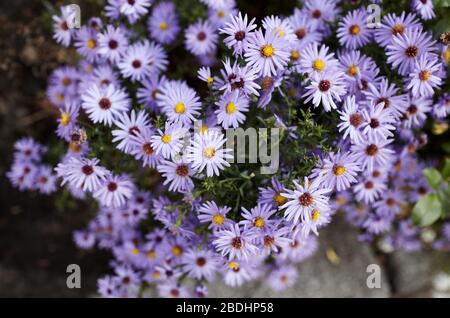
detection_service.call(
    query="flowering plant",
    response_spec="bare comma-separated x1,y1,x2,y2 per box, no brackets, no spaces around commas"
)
7,0,450,297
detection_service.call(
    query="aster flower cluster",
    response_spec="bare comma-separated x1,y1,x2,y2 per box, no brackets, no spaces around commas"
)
7,0,450,297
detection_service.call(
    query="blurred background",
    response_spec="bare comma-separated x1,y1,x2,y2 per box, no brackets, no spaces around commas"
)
1,0,450,297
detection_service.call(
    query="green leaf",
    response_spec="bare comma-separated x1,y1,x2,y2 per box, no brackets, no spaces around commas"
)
412,193,443,227
423,168,443,190
442,159,450,180
438,184,450,217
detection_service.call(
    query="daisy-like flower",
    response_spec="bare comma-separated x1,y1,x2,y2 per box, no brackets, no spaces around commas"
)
223,259,256,287
267,265,298,291
386,28,436,76
302,0,339,26
157,81,201,125
300,205,332,237
147,1,180,45
361,102,396,142
158,283,190,298
74,26,99,63
402,95,432,128
97,25,129,63
73,230,96,250
338,50,379,95
150,122,187,159
353,176,387,204
136,74,167,111
112,110,150,154
119,0,152,24
94,174,134,208
300,43,339,79
130,128,161,168
302,68,347,112
35,165,57,194
373,190,405,217
52,5,76,47
208,2,237,28
318,152,361,191
212,223,258,260
215,90,249,128
217,59,260,96
56,102,80,141
337,9,371,50
198,201,232,231
412,0,435,20
289,8,322,47
185,20,218,56
244,28,290,77
186,130,232,177
118,41,168,82
280,177,331,225
375,12,421,48
220,12,257,56
181,248,220,281
198,66,214,85
363,78,407,119
258,177,288,208
432,93,450,118
258,225,291,254
337,95,365,143
262,15,296,44
13,138,45,163
407,55,442,98
351,138,395,173
157,158,194,193
239,204,277,232
81,84,131,127
55,157,109,192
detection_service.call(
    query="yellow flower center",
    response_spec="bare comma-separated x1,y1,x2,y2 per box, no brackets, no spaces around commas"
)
153,270,161,279
274,193,287,206
349,25,360,35
312,59,325,71
254,217,265,229
161,134,171,144
287,87,297,97
56,94,65,102
226,102,236,114
311,209,321,221
175,102,186,114
348,64,358,77
207,76,214,84
419,70,431,81
131,247,140,256
392,23,405,35
203,147,216,159
275,27,285,37
228,261,240,271
60,113,71,126
69,143,81,153
159,22,168,30
218,11,225,18
147,250,156,260
333,164,346,176
172,245,183,257
87,39,97,49
261,44,274,58
200,124,208,134
444,47,450,64
290,50,300,61
212,213,225,225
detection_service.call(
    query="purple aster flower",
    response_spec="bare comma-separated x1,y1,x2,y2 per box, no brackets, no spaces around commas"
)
267,265,298,291
118,40,168,82
136,74,167,112
300,43,339,79
212,223,259,260
157,80,201,125
239,203,277,232
186,130,232,177
217,58,260,96
281,177,331,225
386,28,436,76
363,212,393,235
35,165,57,194
129,128,161,168
406,54,442,98
158,283,190,298
208,2,237,28
185,20,218,56
215,90,249,128
350,138,395,173
223,259,260,287
302,0,339,27
119,0,152,24
181,248,220,281
337,95,365,143
52,5,76,47
157,158,194,193
337,9,372,50
74,26,100,63
55,156,109,192
244,28,290,77
147,1,180,45
402,95,432,128
317,151,361,191
412,0,435,20
81,84,131,127
289,8,322,47
73,230,96,249
432,93,450,118
373,190,405,217
97,25,129,63
197,201,232,231
7,161,38,191
302,68,347,112
283,232,319,263
112,110,150,154
361,102,396,142
363,77,407,119
353,175,387,204
13,137,45,163
220,11,257,56
374,12,421,48
258,177,288,208
198,66,215,85
262,15,297,44
150,122,187,159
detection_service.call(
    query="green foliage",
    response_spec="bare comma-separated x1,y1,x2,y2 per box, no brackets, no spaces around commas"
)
412,193,443,227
